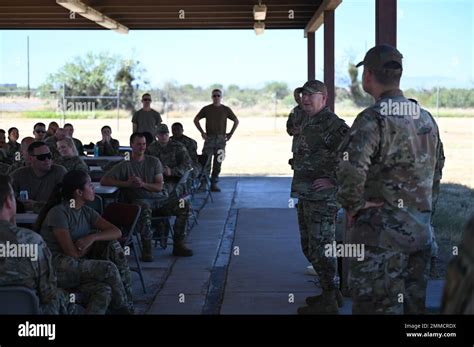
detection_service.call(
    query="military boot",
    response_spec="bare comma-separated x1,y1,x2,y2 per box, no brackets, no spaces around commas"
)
210,182,221,192
305,288,344,308
172,238,193,257
140,239,154,262
297,290,339,314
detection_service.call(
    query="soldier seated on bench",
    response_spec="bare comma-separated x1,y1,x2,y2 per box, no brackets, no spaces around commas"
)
101,132,193,262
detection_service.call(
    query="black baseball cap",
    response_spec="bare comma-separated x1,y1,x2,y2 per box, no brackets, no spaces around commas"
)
356,44,403,70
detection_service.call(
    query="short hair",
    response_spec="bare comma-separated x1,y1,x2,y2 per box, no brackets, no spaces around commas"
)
0,174,13,210
58,137,78,156
142,93,151,99
0,129,5,135
48,121,59,127
211,89,222,95
21,136,34,146
27,141,47,156
64,123,73,129
33,122,46,130
101,125,112,132
369,63,402,86
8,127,18,136
171,122,183,130
130,132,145,145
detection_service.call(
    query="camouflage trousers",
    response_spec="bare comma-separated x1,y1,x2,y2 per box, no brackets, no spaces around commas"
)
297,199,338,291
202,135,226,183
40,288,77,315
349,245,431,314
134,195,190,242
53,240,133,314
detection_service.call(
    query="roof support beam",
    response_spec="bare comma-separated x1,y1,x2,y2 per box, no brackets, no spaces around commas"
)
307,32,315,80
304,0,341,37
324,9,335,112
375,0,397,46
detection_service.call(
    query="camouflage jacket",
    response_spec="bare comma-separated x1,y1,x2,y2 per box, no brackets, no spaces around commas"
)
291,106,349,203
336,89,445,253
146,140,192,178
96,139,120,156
286,105,306,153
441,219,474,314
170,135,199,163
0,220,58,308
55,156,89,173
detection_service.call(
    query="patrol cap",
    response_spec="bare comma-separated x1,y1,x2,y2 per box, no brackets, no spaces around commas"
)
299,80,327,95
356,44,403,70
156,124,169,134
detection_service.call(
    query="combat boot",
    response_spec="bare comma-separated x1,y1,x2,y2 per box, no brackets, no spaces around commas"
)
210,183,221,192
140,239,154,262
172,238,193,257
305,288,344,308
297,290,339,314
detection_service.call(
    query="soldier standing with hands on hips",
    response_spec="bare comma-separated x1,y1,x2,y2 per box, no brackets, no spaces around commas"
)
193,89,239,192
291,80,349,315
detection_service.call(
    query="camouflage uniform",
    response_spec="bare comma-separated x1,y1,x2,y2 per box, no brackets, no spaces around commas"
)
286,105,306,154
171,134,202,180
52,240,133,314
292,105,349,293
0,220,75,314
336,90,444,314
202,135,226,183
55,156,89,174
44,136,60,160
96,139,120,156
6,142,20,164
144,139,192,243
441,216,474,314
146,139,192,195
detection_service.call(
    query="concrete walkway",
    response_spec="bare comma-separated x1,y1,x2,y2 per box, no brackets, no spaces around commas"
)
133,176,443,315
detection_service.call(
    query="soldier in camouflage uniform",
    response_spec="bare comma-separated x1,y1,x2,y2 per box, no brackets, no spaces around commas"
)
147,124,193,249
291,80,349,315
55,138,89,174
101,133,193,260
6,127,21,164
286,87,306,155
37,170,133,314
147,124,192,196
44,128,67,161
336,45,445,314
0,175,75,314
441,215,474,314
171,122,202,180
6,137,34,175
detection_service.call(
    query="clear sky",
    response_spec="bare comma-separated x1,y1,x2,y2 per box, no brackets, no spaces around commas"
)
0,0,472,91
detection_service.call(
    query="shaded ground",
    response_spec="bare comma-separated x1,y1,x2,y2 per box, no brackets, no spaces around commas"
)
130,176,447,315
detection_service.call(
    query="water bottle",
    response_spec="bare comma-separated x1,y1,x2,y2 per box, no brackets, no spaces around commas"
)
19,190,29,201
93,145,99,157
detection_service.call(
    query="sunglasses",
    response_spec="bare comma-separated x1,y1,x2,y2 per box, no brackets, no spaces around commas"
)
142,98,151,102
212,95,221,98
32,153,52,161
